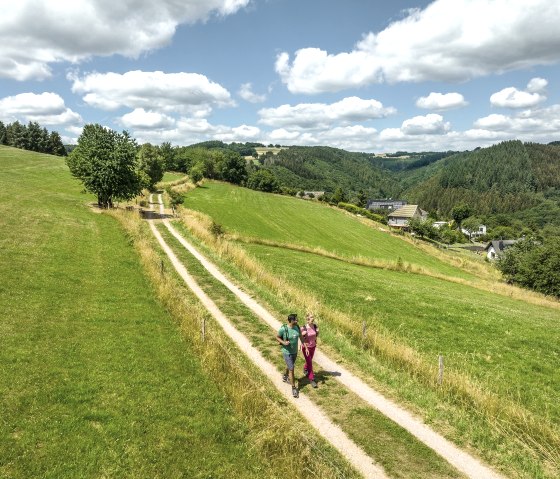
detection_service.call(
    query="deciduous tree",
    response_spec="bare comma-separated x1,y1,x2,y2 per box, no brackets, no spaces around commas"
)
66,124,141,208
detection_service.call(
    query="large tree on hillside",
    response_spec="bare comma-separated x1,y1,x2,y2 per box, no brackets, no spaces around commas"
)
66,124,141,208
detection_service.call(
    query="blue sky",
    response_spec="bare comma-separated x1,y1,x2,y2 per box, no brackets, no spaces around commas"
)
1,0,560,152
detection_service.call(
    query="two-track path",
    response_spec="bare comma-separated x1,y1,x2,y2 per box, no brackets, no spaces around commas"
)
147,194,505,479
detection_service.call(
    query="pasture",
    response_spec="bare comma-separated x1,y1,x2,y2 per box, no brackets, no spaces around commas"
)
0,147,272,478
185,182,480,280
182,180,560,478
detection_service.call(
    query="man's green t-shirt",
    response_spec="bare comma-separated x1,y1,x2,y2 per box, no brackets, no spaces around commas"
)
279,324,300,355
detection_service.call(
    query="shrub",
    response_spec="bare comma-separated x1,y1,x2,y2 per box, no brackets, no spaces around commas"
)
337,202,386,224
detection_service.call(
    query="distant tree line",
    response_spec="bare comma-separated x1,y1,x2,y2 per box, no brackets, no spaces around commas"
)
0,120,66,156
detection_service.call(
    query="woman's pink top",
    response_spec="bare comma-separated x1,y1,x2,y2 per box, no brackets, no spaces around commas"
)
302,324,318,348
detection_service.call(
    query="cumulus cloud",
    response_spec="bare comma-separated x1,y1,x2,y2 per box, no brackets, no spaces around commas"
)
238,83,266,103
276,0,560,93
474,105,560,134
527,77,548,93
0,92,82,126
132,118,261,145
0,0,250,81
416,92,467,110
402,114,450,135
258,96,395,129
71,70,233,116
490,87,546,108
120,108,175,130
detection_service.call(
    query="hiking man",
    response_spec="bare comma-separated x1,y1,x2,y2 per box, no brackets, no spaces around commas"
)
277,313,307,398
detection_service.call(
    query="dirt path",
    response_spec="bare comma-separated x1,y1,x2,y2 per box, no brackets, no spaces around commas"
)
149,194,505,479
147,195,388,479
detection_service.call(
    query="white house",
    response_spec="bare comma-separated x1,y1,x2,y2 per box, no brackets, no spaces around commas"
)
387,205,428,228
484,240,517,260
462,224,487,239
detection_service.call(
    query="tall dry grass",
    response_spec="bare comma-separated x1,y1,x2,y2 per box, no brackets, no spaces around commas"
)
107,208,358,479
177,207,560,474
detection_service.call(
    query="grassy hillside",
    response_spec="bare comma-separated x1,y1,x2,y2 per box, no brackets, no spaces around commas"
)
0,147,274,478
181,180,560,478
185,182,478,280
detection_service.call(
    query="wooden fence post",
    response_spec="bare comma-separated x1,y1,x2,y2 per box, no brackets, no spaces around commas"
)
202,316,206,342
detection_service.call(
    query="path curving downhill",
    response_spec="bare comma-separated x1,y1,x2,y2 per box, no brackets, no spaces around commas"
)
149,194,505,479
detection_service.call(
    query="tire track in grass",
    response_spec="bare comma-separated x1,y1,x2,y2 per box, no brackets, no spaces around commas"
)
152,194,505,479
147,194,388,479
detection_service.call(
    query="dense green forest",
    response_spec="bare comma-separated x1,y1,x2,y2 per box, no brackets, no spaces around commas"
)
261,146,397,197
404,141,560,228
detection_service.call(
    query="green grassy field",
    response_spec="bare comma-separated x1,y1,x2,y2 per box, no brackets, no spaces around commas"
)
185,182,478,280
242,243,560,419
181,180,560,478
0,147,273,478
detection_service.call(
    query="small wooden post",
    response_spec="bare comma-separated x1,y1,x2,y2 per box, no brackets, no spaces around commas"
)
362,321,367,350
202,316,206,342
438,355,444,385
160,259,164,275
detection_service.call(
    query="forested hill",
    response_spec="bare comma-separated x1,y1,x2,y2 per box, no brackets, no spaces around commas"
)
403,141,560,225
262,146,397,197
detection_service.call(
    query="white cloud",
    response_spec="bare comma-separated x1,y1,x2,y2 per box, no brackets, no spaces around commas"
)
0,92,82,126
402,114,450,135
258,96,395,129
238,83,266,103
131,118,261,145
215,124,261,142
120,108,175,130
527,77,548,93
474,114,511,130
475,105,560,134
490,87,546,108
0,0,250,81
416,92,467,110
276,0,560,93
269,129,301,141
71,70,233,115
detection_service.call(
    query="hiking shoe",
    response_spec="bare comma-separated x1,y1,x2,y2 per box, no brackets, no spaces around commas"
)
311,380,318,389
292,387,299,398
303,368,309,377
282,374,289,383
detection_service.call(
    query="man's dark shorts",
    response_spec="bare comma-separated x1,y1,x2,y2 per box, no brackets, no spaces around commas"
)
282,352,297,371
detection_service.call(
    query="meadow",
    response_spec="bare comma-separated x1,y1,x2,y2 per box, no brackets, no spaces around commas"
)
1,147,334,478
184,182,480,280
180,180,560,478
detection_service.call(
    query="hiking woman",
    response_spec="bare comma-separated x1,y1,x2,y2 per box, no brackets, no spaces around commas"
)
276,313,307,398
301,312,319,388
